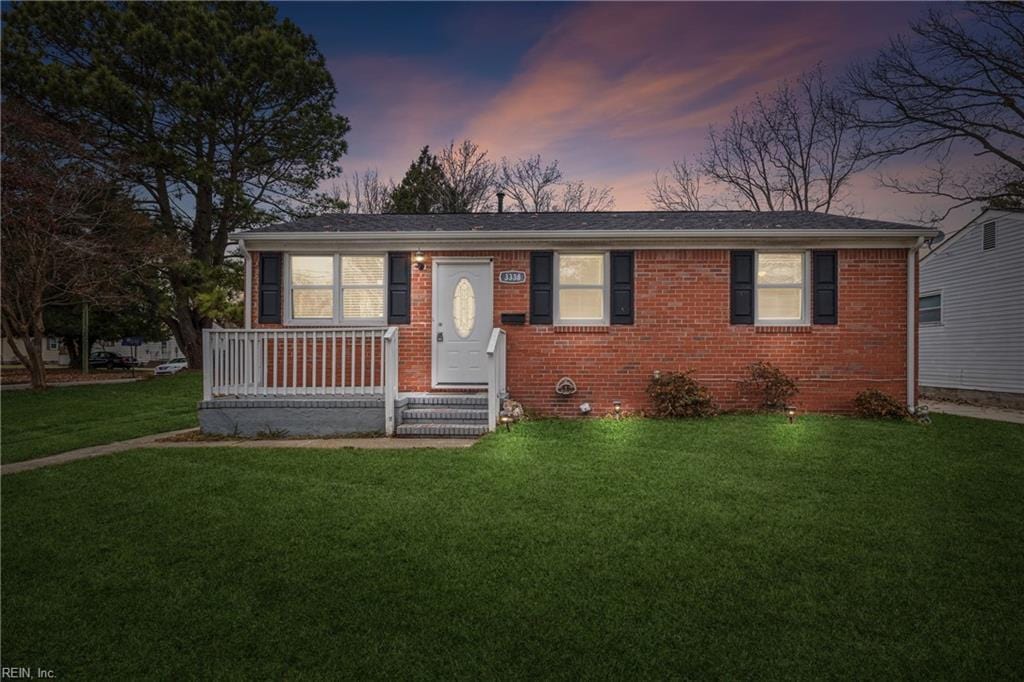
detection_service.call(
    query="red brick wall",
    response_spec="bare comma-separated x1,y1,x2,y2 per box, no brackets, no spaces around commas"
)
251,249,913,415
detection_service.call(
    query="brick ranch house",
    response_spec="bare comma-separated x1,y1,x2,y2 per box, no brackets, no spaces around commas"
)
199,210,938,437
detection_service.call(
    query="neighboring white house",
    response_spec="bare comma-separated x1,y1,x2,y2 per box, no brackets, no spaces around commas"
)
2,337,182,367
1,337,69,366
919,208,1024,406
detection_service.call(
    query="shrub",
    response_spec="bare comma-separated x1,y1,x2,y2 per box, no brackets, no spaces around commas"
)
646,371,718,418
745,361,799,410
854,389,909,419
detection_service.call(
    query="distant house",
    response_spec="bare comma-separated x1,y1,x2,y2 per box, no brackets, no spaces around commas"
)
919,208,1024,406
1,337,182,367
198,210,938,437
1,337,68,366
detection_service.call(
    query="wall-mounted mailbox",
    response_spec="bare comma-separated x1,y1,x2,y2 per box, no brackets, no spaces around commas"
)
500,313,526,325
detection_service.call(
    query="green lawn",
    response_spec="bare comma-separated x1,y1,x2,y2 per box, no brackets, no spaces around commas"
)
1,372,201,463
3,415,1023,678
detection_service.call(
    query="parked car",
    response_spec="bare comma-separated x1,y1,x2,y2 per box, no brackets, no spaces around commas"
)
89,351,137,370
154,357,188,375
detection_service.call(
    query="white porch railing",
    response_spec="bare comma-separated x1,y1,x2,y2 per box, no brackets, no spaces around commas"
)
485,328,508,432
203,327,399,418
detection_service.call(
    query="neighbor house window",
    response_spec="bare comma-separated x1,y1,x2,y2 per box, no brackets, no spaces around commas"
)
756,252,807,324
919,293,941,325
287,254,386,324
47,337,59,351
556,253,607,324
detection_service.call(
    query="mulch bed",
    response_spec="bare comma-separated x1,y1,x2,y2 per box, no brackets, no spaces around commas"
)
0,368,143,386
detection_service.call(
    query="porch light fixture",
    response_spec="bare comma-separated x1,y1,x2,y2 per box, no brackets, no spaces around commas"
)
786,406,797,424
414,250,426,270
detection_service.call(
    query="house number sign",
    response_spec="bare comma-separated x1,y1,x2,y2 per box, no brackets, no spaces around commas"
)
499,271,527,284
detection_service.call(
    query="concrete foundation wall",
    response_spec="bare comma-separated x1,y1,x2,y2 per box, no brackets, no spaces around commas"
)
921,386,1024,410
198,398,385,437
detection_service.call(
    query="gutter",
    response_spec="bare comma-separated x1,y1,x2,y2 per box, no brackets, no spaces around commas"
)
907,237,925,411
232,227,940,242
238,238,251,330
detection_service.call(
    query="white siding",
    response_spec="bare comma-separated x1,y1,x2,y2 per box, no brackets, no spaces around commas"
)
919,211,1024,394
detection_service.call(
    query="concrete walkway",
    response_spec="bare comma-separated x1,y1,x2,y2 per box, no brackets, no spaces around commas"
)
923,400,1024,425
1,429,476,475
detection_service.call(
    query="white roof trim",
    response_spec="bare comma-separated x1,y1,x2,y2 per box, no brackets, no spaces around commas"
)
234,227,938,243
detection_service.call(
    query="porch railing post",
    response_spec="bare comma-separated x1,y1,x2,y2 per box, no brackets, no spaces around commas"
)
486,328,506,432
202,328,212,401
383,327,399,436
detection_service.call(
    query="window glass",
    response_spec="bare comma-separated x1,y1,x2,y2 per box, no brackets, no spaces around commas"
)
559,255,604,286
292,289,333,318
342,256,384,286
291,256,333,285
342,289,384,319
757,253,803,284
559,289,604,320
758,289,803,320
452,278,476,337
919,294,941,324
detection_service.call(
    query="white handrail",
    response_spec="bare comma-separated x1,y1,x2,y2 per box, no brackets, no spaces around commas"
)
204,327,395,399
485,328,507,432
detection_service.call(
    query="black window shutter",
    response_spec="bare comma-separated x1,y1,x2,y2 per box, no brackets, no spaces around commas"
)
813,250,838,325
387,252,411,324
730,251,755,325
610,251,634,325
258,252,282,324
530,251,553,325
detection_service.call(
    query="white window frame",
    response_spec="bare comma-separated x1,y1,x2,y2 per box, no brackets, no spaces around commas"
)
554,252,610,326
755,250,810,326
919,291,942,326
284,253,387,326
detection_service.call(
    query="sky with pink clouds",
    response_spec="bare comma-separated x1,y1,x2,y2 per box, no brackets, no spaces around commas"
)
275,1,977,228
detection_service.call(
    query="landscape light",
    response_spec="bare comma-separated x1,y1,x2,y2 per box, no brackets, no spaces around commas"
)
499,413,512,431
613,400,622,418
414,250,426,270
786,406,796,424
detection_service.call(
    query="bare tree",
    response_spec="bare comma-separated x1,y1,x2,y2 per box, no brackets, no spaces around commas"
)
702,66,871,213
498,155,614,211
437,139,498,212
558,181,615,211
498,155,563,211
648,159,706,210
847,3,1024,220
1,103,167,388
332,169,393,214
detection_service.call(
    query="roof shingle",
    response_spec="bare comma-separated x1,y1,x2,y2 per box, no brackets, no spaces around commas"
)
243,210,925,234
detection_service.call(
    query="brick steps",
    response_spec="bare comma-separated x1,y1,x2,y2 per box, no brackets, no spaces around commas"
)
396,394,490,438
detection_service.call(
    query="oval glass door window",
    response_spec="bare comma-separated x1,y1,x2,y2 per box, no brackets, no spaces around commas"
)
452,277,476,338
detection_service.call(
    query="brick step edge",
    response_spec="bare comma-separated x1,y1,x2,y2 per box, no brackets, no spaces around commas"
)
401,408,488,422
395,423,488,437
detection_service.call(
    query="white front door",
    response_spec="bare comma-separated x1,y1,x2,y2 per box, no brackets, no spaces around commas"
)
433,260,493,385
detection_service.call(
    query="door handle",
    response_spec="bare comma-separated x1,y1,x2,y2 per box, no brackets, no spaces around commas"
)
436,332,444,342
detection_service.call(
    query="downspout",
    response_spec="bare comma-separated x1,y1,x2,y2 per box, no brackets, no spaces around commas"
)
240,238,252,330
906,238,924,411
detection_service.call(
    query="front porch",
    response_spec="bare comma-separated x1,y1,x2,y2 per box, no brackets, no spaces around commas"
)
199,327,506,437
